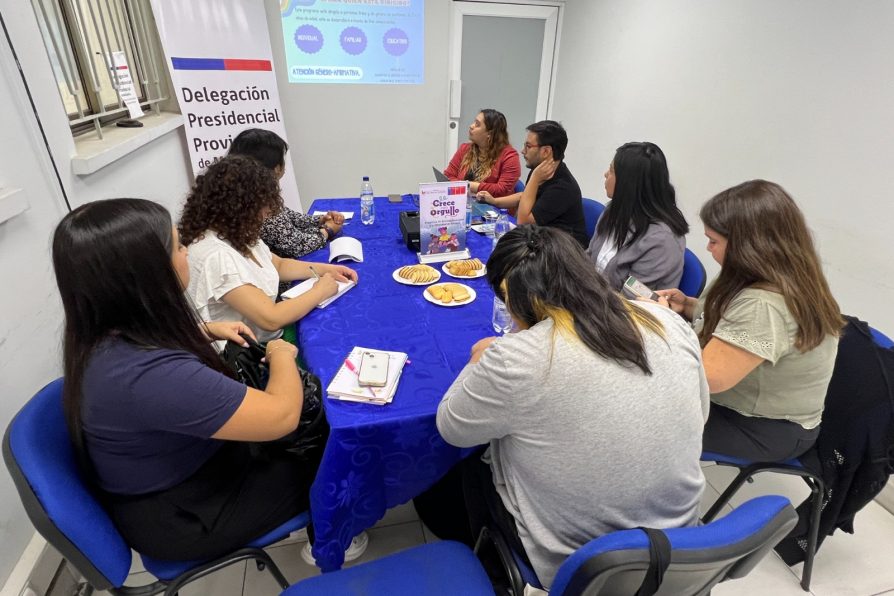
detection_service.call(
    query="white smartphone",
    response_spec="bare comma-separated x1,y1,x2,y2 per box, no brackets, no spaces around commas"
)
623,276,661,301
357,351,389,387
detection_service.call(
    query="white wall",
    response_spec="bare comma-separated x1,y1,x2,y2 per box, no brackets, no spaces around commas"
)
0,1,195,586
264,1,450,206
0,22,69,587
553,0,894,333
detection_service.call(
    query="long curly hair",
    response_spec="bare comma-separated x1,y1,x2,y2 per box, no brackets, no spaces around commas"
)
179,155,283,254
460,108,511,181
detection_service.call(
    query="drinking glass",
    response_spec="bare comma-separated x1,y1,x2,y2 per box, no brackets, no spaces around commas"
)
482,210,497,237
492,297,512,334
494,213,511,245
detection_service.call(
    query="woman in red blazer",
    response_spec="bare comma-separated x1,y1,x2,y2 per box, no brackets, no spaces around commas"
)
444,108,521,197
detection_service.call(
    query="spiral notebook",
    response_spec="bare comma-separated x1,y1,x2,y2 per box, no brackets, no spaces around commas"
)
326,347,408,405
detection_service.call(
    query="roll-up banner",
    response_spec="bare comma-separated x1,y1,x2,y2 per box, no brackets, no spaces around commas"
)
149,0,301,209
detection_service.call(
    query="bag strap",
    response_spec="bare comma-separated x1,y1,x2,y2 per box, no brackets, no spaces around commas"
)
634,527,671,596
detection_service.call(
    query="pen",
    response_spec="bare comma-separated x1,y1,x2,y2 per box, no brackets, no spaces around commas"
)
308,265,320,280
343,357,377,398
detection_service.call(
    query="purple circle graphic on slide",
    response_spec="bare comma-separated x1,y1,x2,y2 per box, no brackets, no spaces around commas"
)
340,27,367,55
294,24,323,54
383,28,409,56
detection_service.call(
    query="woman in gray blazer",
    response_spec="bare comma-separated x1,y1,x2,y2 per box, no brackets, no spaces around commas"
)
586,142,689,291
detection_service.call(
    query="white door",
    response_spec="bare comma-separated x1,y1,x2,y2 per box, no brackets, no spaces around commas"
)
446,2,561,171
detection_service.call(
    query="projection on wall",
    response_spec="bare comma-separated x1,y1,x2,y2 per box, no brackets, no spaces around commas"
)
281,0,424,85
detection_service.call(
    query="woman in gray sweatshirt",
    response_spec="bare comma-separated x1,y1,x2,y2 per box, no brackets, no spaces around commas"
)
437,225,709,589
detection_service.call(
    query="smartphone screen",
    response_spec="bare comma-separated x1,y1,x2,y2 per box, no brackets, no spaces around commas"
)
623,276,660,301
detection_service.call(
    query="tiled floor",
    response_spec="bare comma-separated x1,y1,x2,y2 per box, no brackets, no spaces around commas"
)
104,466,894,595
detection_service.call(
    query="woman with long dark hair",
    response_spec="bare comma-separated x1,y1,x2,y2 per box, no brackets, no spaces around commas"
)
445,108,521,199
180,155,357,344
229,128,345,259
53,198,316,561
587,142,689,291
658,180,843,462
436,225,709,589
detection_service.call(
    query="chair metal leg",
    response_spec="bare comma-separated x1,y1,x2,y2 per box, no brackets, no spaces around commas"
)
702,467,758,523
799,477,825,591
701,460,826,592
160,549,290,596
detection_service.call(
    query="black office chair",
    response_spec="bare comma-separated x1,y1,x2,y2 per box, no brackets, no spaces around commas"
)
3,378,309,596
478,495,797,595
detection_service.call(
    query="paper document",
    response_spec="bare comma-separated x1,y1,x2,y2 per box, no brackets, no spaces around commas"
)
281,277,355,308
312,211,354,220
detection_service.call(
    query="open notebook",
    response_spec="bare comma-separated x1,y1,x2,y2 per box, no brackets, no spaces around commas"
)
326,347,408,405
281,277,355,308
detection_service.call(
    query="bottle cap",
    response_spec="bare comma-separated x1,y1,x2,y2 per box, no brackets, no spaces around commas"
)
362,176,370,181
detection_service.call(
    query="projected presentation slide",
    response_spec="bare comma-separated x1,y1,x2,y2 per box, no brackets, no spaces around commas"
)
281,0,424,85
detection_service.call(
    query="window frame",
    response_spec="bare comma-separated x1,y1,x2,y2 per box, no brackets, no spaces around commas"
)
32,0,170,138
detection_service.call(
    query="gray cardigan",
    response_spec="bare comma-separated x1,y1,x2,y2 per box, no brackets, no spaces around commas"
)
587,220,685,291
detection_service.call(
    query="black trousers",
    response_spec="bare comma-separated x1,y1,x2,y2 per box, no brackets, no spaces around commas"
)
105,441,320,561
414,447,532,569
703,403,819,462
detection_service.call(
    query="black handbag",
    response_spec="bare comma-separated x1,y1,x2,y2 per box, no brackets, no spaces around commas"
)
221,335,328,460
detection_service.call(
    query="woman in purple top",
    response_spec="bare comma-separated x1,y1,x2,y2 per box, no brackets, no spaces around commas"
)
52,198,317,561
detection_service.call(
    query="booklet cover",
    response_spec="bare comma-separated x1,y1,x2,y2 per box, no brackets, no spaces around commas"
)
328,236,364,263
417,181,471,264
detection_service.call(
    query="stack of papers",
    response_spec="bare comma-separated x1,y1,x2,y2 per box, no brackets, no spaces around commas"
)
326,347,408,405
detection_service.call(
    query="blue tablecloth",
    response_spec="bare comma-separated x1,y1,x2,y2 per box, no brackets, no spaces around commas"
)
298,196,496,571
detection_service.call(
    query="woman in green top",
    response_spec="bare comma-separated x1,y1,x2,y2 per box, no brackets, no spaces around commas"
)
658,180,844,461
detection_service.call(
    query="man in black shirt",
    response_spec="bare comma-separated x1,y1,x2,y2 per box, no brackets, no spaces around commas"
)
516,120,588,247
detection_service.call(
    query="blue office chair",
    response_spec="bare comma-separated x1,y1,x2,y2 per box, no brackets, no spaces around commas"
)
679,248,707,298
548,496,796,595
280,541,494,595
700,325,893,592
514,179,525,193
582,198,606,240
700,453,821,592
3,378,309,596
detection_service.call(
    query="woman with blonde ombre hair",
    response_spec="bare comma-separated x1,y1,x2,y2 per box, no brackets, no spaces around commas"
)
444,108,521,197
436,225,709,589
658,179,844,462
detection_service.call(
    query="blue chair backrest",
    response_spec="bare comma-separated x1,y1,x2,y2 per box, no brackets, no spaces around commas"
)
514,179,525,193
582,198,605,240
871,327,893,349
679,248,707,298
549,495,796,596
2,379,131,591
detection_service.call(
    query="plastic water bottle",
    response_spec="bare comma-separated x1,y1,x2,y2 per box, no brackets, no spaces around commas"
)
465,192,473,231
360,176,375,225
492,296,512,334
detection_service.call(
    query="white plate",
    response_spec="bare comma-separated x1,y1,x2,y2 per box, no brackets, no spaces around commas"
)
441,262,487,279
423,283,477,307
392,266,441,286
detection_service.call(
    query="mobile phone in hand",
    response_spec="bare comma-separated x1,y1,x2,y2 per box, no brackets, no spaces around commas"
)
623,276,661,301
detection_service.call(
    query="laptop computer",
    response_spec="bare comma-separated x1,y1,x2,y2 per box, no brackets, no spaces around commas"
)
432,166,449,182
430,166,494,217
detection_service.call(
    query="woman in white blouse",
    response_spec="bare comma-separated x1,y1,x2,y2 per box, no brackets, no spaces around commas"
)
179,155,357,342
